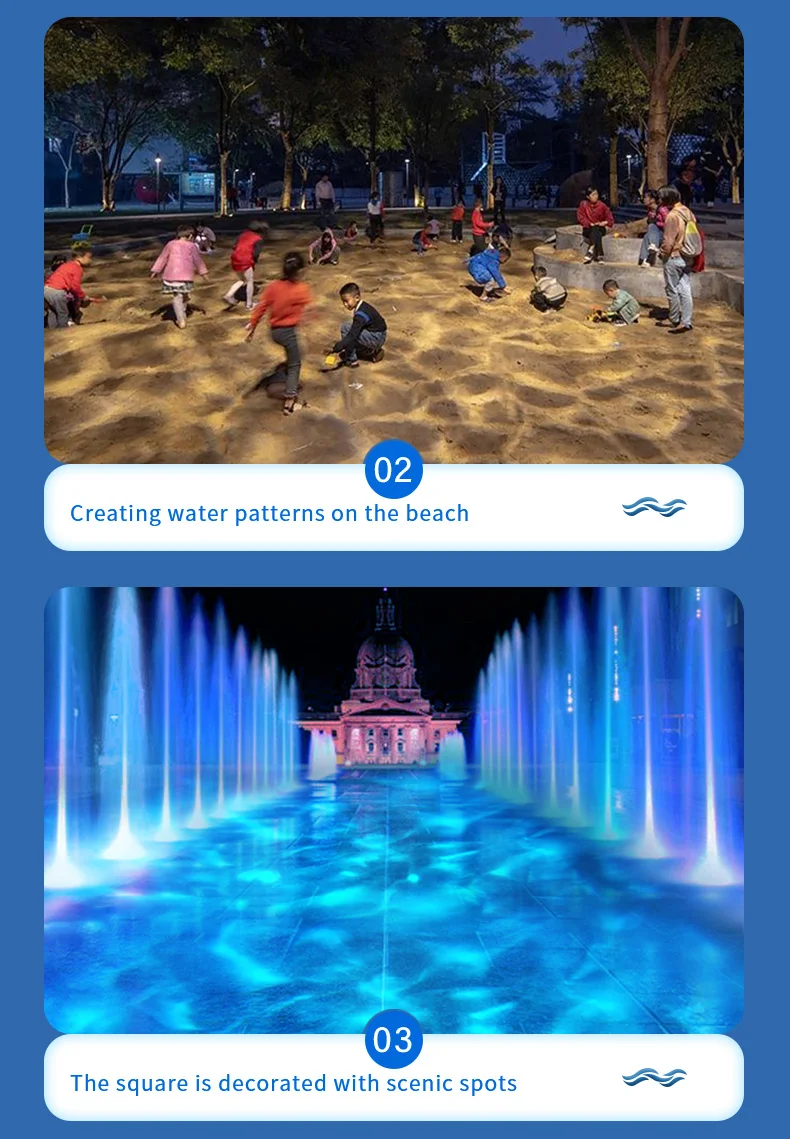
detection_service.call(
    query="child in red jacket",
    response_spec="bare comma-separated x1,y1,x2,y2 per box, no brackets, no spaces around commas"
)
223,219,270,310
576,187,614,263
470,198,493,253
44,246,105,329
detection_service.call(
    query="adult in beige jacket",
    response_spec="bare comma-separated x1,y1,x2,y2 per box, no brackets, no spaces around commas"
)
658,186,695,333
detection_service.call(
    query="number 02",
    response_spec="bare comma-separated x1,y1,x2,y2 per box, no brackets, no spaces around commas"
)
373,456,412,484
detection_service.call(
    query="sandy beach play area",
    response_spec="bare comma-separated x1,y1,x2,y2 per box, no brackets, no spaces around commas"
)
44,218,743,465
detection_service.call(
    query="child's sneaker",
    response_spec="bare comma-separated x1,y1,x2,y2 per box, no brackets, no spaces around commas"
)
371,348,385,363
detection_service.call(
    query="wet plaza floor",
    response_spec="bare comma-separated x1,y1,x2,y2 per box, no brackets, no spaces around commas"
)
45,770,742,1035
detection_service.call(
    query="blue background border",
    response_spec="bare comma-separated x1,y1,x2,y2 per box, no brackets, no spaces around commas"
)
6,1,787,1132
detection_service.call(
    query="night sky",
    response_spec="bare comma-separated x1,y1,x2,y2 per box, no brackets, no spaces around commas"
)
135,587,557,714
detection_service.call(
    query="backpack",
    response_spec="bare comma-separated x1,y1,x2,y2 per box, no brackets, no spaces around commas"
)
680,209,705,270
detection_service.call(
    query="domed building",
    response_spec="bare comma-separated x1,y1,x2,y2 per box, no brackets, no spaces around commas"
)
299,594,462,766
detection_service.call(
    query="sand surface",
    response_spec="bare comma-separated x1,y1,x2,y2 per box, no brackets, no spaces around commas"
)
44,223,743,464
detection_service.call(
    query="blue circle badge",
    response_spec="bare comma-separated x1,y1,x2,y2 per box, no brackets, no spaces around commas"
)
364,1009,424,1068
364,440,424,499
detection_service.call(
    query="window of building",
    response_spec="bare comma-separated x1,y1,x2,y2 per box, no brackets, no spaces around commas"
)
397,728,404,738
331,730,337,738
367,728,374,737
367,741,375,753
397,742,404,754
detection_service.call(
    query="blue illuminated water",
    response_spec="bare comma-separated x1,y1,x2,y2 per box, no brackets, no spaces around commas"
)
45,769,742,1034
44,587,743,1035
476,588,743,885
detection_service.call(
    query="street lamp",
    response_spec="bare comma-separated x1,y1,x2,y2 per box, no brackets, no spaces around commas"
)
404,158,410,208
626,153,633,180
155,154,162,213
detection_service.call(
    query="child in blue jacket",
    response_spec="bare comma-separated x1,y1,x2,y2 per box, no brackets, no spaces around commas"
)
467,245,512,302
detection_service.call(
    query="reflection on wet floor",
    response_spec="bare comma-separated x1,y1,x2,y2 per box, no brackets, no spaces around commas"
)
45,770,742,1034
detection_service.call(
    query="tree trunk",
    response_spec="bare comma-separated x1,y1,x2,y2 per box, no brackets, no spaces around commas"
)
63,166,71,210
370,159,379,195
298,166,309,210
281,135,294,211
101,169,116,213
218,151,229,216
609,134,619,206
646,86,669,190
730,166,740,204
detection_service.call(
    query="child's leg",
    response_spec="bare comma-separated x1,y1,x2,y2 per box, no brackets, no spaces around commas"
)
356,329,386,359
638,232,650,263
244,267,255,309
172,293,187,327
223,273,244,305
271,326,301,397
44,287,70,328
339,320,357,362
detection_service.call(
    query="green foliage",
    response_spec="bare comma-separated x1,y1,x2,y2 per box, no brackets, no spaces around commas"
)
401,19,472,188
330,19,414,181
563,18,741,144
447,19,546,128
44,20,181,207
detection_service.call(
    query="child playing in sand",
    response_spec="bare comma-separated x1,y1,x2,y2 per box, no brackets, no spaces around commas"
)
150,225,209,329
467,245,512,303
223,218,269,310
244,251,312,416
308,228,340,265
412,225,433,255
598,279,640,324
450,201,464,243
426,216,441,242
44,245,105,329
343,221,359,243
193,221,217,254
470,198,493,252
530,265,567,312
638,190,668,266
329,282,387,368
367,192,384,243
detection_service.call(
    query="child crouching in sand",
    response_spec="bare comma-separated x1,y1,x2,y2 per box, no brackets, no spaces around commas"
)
329,282,387,369
412,224,433,255
308,228,340,265
594,279,641,324
467,245,512,302
150,226,208,329
244,252,313,416
530,265,567,312
45,245,106,329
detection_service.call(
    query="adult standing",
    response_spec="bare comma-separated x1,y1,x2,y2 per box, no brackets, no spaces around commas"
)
701,152,724,206
674,167,695,207
315,173,336,226
576,186,614,263
657,185,695,334
492,176,507,227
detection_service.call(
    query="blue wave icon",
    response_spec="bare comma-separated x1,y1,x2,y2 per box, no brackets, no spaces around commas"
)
622,497,687,518
622,1068,687,1088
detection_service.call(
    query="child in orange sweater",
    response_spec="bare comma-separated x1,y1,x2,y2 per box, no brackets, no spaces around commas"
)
244,252,313,415
450,201,465,243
